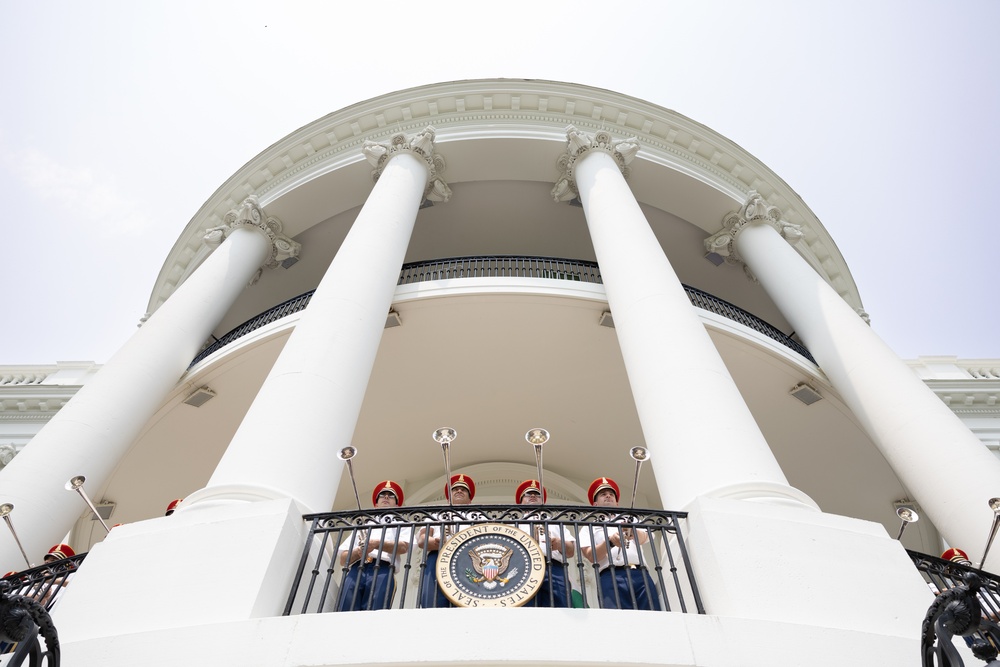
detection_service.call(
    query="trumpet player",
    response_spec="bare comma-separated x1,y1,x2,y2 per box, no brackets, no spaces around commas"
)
515,479,575,607
579,477,661,610
415,474,476,608
336,480,410,611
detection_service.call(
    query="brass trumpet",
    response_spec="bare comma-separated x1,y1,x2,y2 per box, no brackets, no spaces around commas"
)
894,506,919,541
338,446,362,511
0,503,32,569
66,475,111,534
628,446,649,509
979,497,1000,570
433,427,457,506
525,428,549,502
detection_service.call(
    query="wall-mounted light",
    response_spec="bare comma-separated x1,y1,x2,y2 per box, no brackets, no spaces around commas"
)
183,387,216,407
385,310,402,328
599,311,615,328
789,382,822,406
704,252,725,266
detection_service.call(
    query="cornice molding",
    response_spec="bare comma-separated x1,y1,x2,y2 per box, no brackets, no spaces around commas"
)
147,79,859,314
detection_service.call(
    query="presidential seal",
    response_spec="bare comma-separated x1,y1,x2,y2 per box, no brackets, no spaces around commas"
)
436,523,546,607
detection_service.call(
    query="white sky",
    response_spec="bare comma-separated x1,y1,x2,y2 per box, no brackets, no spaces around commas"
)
1,1,997,365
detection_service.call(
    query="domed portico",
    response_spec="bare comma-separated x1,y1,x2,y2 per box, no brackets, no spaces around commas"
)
0,80,993,666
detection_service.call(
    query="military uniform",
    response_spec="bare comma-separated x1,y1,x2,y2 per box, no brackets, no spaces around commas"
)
515,479,575,607
418,474,476,608
337,481,410,611
579,477,660,611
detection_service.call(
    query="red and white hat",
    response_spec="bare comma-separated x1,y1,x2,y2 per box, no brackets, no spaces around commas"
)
941,548,972,565
372,480,404,507
44,543,76,561
515,479,547,503
588,477,620,505
445,474,476,501
165,499,182,515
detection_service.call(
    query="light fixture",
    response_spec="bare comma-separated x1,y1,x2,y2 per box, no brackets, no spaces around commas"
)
385,310,402,328
183,387,216,407
789,382,822,406
704,252,725,266
599,311,615,328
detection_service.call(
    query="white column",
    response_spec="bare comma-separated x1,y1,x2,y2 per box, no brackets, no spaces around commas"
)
718,192,1000,566
553,127,816,512
185,127,449,514
0,196,295,568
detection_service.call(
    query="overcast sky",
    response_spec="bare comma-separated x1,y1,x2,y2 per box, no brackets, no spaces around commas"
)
2,1,997,365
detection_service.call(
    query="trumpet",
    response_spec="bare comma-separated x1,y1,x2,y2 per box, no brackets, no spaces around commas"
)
525,428,549,502
0,503,32,569
628,446,649,510
979,497,1000,570
66,475,111,534
433,428,457,506
338,446,362,511
894,506,919,541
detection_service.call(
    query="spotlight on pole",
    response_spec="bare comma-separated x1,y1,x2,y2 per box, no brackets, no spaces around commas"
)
894,506,919,540
433,428,457,506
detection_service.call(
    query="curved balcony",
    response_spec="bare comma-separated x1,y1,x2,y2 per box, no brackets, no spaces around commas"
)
284,505,701,614
190,256,814,367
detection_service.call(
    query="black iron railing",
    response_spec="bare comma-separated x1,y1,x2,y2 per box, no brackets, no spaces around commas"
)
397,255,602,284
190,255,813,367
909,550,1000,617
284,505,703,614
0,554,85,615
0,554,84,662
910,549,1000,665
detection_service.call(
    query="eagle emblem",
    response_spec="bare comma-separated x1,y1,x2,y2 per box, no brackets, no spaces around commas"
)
465,543,518,590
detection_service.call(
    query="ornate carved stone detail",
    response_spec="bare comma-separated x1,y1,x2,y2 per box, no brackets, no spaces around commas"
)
704,191,804,282
202,196,301,281
362,126,451,202
0,444,16,466
551,126,640,202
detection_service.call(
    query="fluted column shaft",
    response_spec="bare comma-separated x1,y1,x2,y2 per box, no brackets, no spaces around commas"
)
0,222,271,568
732,212,1000,565
562,130,815,512
189,132,444,514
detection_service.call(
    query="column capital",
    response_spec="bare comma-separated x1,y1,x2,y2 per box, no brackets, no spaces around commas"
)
551,125,640,202
203,196,301,281
363,126,451,202
704,190,804,275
